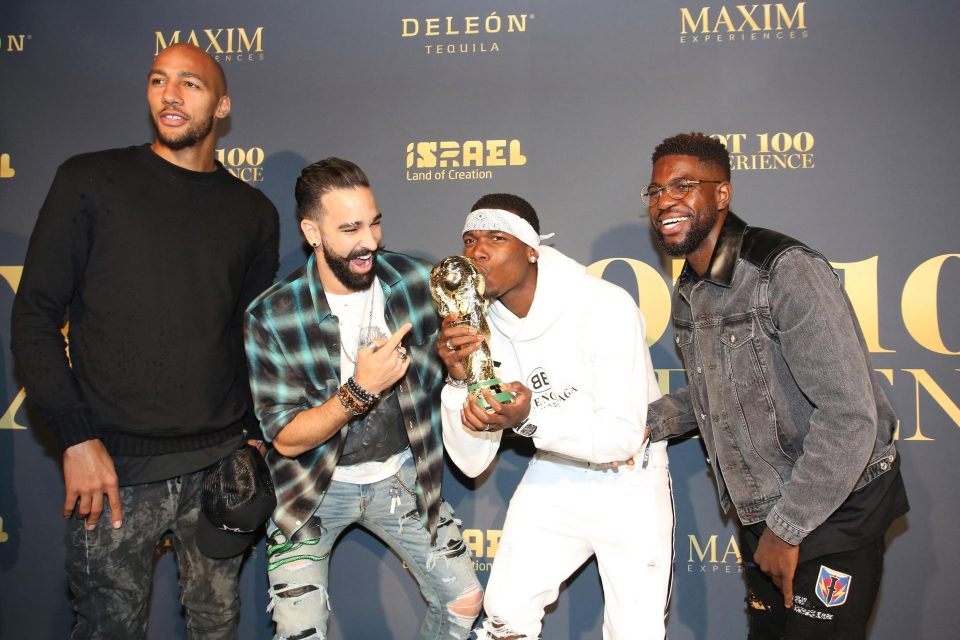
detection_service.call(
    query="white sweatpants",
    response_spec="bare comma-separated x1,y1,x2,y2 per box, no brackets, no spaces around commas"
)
478,444,674,640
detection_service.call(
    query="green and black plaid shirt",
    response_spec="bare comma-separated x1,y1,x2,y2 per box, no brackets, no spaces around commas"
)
244,251,445,542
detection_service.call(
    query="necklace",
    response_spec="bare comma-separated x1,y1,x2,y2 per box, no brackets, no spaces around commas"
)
339,282,385,364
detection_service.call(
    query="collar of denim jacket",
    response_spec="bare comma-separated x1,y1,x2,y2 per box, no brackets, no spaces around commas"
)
680,211,746,288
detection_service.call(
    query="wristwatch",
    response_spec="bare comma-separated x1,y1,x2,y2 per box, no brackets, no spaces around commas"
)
512,418,537,437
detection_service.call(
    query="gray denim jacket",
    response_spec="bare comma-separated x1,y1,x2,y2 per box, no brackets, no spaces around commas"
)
647,213,897,545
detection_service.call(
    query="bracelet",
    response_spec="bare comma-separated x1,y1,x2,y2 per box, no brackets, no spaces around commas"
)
337,385,369,416
346,376,380,406
445,375,468,388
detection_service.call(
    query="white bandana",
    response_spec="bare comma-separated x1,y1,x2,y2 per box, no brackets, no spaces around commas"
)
462,208,556,248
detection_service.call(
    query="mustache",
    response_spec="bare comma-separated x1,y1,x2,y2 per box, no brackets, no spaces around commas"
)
346,245,383,260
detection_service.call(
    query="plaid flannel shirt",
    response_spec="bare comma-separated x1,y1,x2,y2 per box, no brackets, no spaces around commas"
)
244,251,445,542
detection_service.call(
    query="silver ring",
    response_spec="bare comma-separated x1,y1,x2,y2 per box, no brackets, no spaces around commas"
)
395,346,407,361
445,339,455,351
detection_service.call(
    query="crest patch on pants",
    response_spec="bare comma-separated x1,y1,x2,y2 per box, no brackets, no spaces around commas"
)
815,565,852,607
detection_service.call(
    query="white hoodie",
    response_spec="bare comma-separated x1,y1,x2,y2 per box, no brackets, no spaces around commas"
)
441,246,665,477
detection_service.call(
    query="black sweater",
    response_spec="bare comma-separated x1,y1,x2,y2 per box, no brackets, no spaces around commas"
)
11,145,279,455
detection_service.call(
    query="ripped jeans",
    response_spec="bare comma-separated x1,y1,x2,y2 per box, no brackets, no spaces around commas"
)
265,456,481,640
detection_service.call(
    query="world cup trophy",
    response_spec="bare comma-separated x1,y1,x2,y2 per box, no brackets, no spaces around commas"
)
430,256,514,410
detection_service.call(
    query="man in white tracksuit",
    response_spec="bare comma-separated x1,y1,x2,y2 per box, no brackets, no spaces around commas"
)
438,193,675,639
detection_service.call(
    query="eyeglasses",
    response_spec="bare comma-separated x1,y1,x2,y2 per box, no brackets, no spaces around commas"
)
641,178,722,207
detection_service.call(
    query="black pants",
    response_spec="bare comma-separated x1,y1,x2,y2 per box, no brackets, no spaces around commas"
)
740,530,885,640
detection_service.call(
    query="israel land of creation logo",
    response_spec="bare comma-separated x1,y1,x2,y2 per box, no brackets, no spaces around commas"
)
405,139,527,182
155,27,264,62
712,131,815,171
401,11,532,55
679,2,808,44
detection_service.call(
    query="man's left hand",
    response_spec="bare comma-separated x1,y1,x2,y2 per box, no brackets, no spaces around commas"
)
754,527,800,608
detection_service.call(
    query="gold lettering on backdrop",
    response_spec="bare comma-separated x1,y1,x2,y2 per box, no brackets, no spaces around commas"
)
0,153,16,179
680,7,710,33
155,28,263,57
0,267,27,429
689,534,719,563
463,529,502,559
0,517,8,543
401,13,529,37
900,369,960,441
688,534,741,564
776,2,807,30
406,140,525,182
681,3,806,33
832,257,895,353
5,34,27,52
215,147,265,183
713,132,815,172
586,258,672,346
902,255,959,355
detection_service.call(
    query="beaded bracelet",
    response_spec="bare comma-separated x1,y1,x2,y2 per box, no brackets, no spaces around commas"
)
346,376,380,405
445,375,468,388
337,385,369,416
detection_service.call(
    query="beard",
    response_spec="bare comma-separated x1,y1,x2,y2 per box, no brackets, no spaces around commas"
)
152,113,215,152
654,206,719,257
322,240,379,292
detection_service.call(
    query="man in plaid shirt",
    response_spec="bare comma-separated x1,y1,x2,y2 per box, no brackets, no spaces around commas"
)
244,158,481,639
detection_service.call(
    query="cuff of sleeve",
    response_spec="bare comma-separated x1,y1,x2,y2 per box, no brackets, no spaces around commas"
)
525,404,545,442
645,405,662,441
49,407,101,450
765,507,809,546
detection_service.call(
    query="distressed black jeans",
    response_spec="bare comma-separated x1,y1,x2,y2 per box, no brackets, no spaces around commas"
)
65,469,243,639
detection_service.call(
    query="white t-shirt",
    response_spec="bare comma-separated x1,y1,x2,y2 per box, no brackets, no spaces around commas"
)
325,278,410,484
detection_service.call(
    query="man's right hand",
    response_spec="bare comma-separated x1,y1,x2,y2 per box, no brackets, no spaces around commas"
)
62,439,122,531
438,313,482,382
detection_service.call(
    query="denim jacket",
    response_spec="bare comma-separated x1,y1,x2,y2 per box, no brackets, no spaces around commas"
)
647,213,897,545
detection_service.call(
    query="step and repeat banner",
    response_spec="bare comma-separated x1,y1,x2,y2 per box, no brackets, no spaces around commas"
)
1,1,957,638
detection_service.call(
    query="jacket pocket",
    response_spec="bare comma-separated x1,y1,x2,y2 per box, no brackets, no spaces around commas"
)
720,318,761,388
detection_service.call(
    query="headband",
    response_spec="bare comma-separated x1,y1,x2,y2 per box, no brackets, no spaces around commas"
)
462,208,555,248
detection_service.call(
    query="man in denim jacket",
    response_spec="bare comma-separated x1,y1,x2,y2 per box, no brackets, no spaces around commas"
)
644,133,907,639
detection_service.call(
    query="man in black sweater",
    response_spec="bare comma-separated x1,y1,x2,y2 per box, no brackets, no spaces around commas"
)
10,43,279,638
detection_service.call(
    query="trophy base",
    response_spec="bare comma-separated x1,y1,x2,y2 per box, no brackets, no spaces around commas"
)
468,377,515,411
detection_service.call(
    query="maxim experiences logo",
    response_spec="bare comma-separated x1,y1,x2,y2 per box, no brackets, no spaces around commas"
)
679,2,808,44
155,27,264,62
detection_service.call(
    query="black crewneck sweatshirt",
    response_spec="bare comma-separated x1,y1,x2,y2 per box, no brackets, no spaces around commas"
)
12,145,279,457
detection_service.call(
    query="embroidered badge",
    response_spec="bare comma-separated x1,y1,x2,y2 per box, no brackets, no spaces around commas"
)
815,565,852,607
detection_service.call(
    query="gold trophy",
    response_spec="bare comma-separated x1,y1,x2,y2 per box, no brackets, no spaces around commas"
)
430,256,514,410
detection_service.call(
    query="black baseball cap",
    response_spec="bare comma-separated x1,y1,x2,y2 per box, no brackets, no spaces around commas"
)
198,444,277,559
